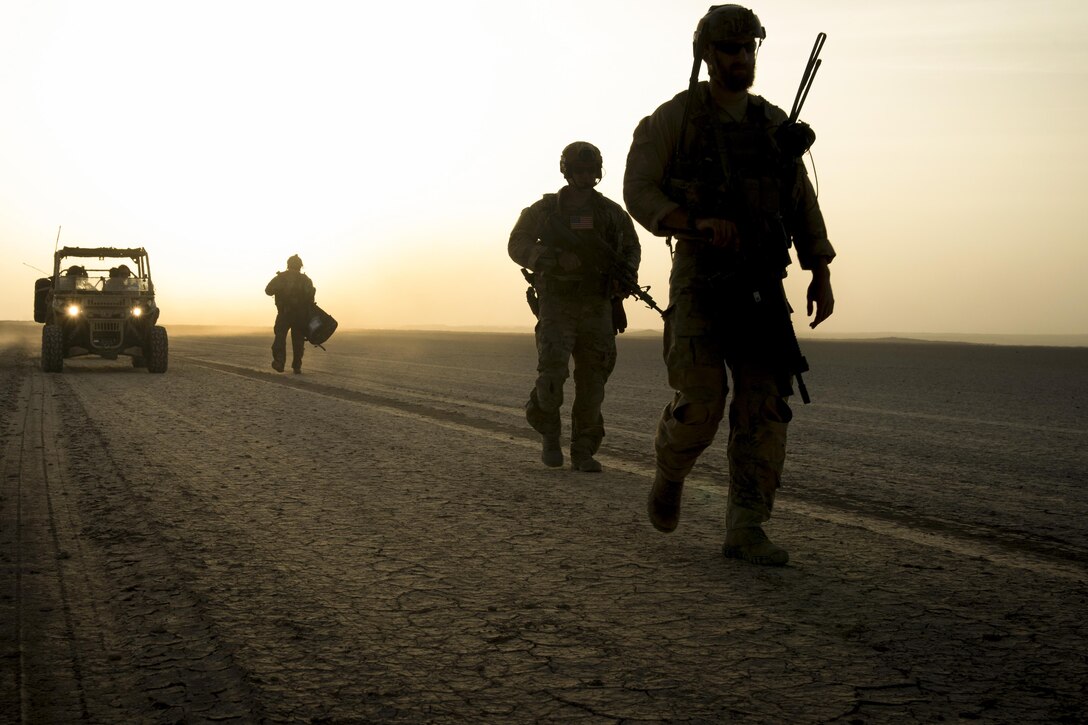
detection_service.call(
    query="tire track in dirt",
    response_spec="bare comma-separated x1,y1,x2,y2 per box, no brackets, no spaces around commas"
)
0,349,90,723
183,355,546,447
55,381,269,722
1,344,266,723
815,403,1088,437
181,355,1088,584
57,360,477,720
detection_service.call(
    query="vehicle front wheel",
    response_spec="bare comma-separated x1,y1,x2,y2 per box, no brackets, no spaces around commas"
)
41,324,64,373
131,355,146,368
146,325,168,373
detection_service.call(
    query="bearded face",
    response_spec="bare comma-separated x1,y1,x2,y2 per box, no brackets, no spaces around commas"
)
705,39,757,92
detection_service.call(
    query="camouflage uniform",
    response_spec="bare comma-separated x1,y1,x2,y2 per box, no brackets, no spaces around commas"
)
509,187,641,463
624,83,835,529
265,266,316,373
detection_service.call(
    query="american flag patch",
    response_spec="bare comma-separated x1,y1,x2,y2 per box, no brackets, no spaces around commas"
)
570,214,593,230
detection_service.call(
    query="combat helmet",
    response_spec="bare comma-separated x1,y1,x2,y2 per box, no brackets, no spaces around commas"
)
286,254,303,270
560,141,603,181
694,4,766,58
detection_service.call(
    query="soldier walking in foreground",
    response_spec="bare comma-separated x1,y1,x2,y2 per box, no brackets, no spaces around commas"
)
623,5,836,564
509,142,642,472
265,254,316,374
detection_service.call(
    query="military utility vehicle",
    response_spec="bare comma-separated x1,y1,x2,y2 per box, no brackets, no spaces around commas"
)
33,246,167,373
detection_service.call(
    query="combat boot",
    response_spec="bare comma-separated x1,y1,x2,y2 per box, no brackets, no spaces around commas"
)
571,456,602,473
541,435,564,468
271,360,285,372
647,472,683,533
722,527,789,566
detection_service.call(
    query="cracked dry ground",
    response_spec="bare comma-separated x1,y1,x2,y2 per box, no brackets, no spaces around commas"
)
1,325,1086,723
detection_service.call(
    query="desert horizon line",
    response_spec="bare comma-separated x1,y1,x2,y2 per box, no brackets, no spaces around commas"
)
2,319,1086,348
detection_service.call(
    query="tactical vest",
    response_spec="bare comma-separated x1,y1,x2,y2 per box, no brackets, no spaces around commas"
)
666,88,794,270
535,193,615,297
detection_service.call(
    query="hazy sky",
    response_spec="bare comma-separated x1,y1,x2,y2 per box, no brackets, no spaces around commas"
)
3,0,1086,337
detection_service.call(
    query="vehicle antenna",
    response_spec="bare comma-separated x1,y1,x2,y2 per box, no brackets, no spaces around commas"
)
53,225,62,255
22,262,49,275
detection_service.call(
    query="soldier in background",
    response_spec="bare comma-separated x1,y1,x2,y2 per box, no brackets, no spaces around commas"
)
509,142,641,472
623,5,836,565
265,254,316,374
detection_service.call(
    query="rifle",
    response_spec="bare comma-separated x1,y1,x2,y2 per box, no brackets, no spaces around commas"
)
745,266,811,405
539,213,664,316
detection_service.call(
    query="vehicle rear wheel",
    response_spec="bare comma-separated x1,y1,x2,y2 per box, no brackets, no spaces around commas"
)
41,324,64,373
146,325,168,373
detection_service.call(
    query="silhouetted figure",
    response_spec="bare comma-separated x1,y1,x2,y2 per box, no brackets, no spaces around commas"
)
509,142,641,472
104,264,134,291
624,5,836,565
265,254,315,374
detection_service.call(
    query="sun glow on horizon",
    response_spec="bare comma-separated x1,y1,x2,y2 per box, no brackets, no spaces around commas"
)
3,0,1087,336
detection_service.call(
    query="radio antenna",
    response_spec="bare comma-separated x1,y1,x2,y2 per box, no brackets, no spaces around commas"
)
789,32,826,124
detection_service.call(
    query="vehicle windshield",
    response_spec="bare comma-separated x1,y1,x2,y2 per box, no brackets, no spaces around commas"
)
55,259,150,292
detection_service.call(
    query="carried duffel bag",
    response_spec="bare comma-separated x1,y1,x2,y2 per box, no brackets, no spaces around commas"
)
306,304,338,347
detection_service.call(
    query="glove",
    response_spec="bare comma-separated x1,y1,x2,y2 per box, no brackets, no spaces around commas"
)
775,121,816,158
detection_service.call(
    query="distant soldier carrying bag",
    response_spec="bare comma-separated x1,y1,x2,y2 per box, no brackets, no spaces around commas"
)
265,254,317,374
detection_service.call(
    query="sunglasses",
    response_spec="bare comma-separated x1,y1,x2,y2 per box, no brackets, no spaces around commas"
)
712,40,758,55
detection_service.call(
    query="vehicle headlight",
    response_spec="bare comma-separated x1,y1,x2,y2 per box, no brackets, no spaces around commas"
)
131,306,143,317
66,304,81,317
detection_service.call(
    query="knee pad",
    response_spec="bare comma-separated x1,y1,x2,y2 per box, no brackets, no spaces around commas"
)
672,400,717,426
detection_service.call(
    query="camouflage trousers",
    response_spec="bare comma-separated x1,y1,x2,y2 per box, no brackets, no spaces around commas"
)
272,307,308,371
526,293,617,460
655,290,794,530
